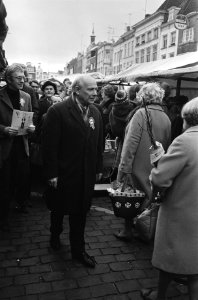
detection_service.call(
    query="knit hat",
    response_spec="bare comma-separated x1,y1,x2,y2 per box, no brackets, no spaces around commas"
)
115,90,128,102
102,84,115,99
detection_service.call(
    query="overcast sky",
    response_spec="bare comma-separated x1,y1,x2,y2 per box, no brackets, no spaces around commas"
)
4,0,164,72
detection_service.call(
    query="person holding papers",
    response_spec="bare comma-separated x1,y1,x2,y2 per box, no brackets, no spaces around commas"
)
0,63,34,231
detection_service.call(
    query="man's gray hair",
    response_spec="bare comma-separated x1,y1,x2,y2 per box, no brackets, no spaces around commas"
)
4,63,24,82
71,74,96,92
182,97,198,126
71,76,83,91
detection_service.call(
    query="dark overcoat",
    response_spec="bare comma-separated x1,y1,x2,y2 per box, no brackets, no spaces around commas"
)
0,86,32,167
42,95,103,214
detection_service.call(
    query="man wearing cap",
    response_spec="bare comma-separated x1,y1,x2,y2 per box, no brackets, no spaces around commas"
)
42,75,103,268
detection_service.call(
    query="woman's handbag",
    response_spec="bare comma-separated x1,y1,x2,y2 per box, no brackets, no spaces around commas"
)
107,178,145,219
135,202,159,242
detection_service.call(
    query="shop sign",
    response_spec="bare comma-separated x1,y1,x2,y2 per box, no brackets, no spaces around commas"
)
175,14,188,30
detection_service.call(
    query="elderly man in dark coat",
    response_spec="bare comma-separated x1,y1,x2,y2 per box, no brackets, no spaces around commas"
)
42,75,103,268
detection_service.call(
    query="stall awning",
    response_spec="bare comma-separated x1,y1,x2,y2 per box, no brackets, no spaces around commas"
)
103,51,198,83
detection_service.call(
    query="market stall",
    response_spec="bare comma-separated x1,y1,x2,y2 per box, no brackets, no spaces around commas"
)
100,51,198,99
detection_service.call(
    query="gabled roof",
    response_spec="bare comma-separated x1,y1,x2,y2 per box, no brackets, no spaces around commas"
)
157,0,198,15
179,0,198,15
157,0,186,11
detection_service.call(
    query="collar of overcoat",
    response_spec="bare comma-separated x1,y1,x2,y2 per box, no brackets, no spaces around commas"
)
146,103,165,112
0,86,26,111
66,95,90,131
0,86,13,110
185,125,198,133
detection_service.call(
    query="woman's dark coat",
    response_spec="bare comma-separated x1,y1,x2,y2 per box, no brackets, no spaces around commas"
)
42,96,103,214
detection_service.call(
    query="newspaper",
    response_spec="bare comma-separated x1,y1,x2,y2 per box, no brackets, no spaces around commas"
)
11,109,34,135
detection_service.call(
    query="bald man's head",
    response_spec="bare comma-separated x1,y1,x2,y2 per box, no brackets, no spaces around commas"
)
72,75,97,106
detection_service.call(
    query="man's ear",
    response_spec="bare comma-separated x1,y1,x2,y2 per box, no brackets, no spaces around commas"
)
75,85,80,95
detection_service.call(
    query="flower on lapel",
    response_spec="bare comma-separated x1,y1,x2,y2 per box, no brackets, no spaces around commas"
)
89,117,95,130
20,98,25,107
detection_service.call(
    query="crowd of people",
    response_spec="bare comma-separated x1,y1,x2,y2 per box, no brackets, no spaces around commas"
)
0,62,198,299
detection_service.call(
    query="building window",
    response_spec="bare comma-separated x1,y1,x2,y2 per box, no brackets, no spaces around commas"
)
152,44,157,61
131,41,134,55
170,31,176,46
162,34,168,49
141,34,145,44
168,9,174,22
161,54,166,59
128,41,131,57
120,49,123,60
124,44,127,57
147,31,152,42
154,28,158,39
146,47,151,62
135,51,139,63
140,49,145,63
136,36,140,46
169,52,174,57
182,27,194,43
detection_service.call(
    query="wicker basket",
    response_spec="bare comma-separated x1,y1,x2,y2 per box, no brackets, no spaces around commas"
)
107,183,145,219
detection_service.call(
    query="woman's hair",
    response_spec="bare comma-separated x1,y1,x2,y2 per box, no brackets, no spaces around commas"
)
181,97,198,126
136,82,164,105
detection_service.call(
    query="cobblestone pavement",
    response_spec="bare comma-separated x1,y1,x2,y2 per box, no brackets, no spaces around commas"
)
0,193,188,300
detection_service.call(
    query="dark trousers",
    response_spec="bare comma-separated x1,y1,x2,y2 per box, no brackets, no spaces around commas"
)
0,138,30,223
50,211,87,255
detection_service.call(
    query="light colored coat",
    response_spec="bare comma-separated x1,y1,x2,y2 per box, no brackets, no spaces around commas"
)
118,104,171,199
152,126,198,274
0,86,32,167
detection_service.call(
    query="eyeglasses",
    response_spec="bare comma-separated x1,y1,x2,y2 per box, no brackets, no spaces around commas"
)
12,76,25,81
31,85,39,88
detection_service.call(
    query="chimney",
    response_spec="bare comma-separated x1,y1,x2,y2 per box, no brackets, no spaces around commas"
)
145,14,151,18
126,25,131,32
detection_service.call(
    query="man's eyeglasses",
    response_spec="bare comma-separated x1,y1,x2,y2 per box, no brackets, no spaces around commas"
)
12,76,25,81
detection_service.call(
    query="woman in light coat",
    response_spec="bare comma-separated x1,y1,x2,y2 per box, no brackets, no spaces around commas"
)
115,82,171,241
143,97,198,300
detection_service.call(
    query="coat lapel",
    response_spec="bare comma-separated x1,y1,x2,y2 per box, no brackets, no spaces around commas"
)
67,96,87,131
0,88,13,110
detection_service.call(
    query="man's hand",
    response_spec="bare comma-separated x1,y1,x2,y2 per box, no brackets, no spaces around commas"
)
27,124,35,134
4,127,18,137
48,177,58,189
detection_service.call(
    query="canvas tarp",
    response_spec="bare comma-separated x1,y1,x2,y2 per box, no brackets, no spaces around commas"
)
103,51,198,83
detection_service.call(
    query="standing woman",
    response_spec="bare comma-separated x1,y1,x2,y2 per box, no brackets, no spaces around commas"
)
142,97,198,300
116,82,171,240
